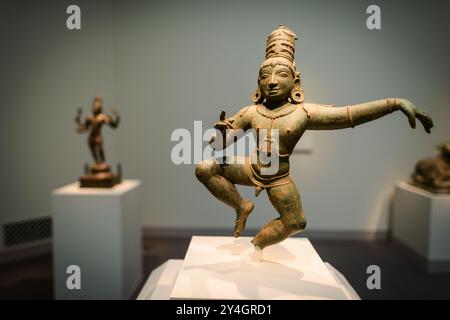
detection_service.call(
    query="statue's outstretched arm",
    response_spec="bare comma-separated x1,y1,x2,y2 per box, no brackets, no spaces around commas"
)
106,108,120,129
305,98,433,133
75,108,90,133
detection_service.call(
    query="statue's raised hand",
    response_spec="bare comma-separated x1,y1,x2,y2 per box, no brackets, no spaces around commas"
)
397,99,434,133
75,107,83,123
106,108,120,129
214,110,235,131
210,110,235,146
110,108,120,118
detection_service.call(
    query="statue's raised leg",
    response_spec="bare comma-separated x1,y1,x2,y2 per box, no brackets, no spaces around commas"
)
251,181,307,249
195,157,254,237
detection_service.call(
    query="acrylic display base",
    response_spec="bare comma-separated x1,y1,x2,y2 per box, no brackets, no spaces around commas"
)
137,236,360,300
392,181,450,273
52,180,142,299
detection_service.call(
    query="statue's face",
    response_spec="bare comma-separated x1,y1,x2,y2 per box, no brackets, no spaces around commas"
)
258,64,294,102
92,97,103,114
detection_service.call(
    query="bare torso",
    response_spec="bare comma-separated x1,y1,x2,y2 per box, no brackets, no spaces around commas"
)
237,102,309,178
87,114,109,143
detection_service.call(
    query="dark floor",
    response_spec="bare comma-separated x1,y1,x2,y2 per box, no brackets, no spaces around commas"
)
1,237,450,300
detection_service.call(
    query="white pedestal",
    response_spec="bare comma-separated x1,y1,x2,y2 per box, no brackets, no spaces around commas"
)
52,180,142,299
392,181,450,272
138,236,360,300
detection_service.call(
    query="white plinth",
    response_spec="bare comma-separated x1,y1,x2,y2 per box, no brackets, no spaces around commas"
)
138,236,360,300
392,181,450,272
137,259,184,300
52,180,142,299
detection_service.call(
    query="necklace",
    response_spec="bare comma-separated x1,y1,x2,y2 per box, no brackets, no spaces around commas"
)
255,103,299,157
256,103,298,120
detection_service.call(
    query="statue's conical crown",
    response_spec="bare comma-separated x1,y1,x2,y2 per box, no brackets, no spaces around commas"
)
265,25,297,64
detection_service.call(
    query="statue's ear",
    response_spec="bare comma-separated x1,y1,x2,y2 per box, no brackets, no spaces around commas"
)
252,86,264,104
290,71,304,104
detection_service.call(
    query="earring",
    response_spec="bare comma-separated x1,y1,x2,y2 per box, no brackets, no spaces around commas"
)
290,89,303,104
252,87,264,104
290,72,304,104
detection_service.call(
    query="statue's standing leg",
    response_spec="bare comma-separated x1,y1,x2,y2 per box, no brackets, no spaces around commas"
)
98,143,105,163
251,181,307,249
89,139,100,163
195,157,255,237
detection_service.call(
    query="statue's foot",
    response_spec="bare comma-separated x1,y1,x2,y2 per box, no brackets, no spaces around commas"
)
233,200,254,237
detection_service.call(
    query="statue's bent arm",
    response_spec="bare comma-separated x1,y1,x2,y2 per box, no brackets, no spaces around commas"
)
76,116,91,133
106,115,120,129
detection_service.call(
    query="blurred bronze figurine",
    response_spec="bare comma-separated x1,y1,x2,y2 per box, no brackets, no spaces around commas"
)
195,25,434,250
411,142,450,193
75,95,121,188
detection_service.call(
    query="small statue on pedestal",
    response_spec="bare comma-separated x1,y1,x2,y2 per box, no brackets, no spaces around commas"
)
411,142,450,193
75,95,122,188
195,25,434,251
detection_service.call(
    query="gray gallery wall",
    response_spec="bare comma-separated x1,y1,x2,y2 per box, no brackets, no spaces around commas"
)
0,0,449,235
0,0,117,223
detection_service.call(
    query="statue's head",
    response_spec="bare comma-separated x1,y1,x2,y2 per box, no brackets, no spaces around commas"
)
252,25,304,105
92,95,103,114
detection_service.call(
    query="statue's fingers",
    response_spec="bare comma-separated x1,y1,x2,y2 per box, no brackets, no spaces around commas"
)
420,120,431,133
416,111,433,133
422,111,433,127
408,112,416,129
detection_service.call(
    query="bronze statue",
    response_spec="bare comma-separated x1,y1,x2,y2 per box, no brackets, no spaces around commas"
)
195,25,434,250
411,142,450,193
75,95,122,188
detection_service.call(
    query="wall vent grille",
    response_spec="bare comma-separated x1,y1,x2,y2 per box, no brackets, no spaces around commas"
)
3,216,52,247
